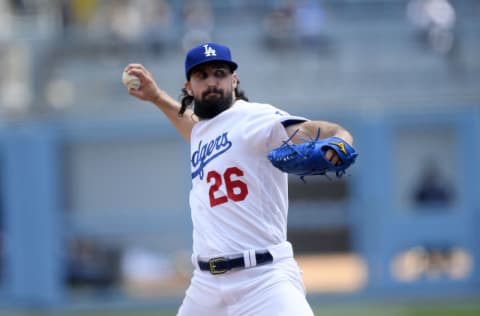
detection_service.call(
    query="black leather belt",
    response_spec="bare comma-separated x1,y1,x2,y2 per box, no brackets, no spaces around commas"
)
198,251,273,275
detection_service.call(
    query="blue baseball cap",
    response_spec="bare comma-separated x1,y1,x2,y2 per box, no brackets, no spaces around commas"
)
185,42,238,79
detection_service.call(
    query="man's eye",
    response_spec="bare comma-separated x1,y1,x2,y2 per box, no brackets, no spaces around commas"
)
214,70,227,77
193,72,207,79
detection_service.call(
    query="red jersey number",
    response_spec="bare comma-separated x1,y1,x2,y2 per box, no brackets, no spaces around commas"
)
207,167,249,207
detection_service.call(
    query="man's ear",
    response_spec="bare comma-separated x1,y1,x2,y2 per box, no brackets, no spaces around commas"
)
232,73,238,89
184,82,193,96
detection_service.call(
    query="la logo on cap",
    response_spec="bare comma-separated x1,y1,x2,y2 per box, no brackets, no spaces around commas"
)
203,44,216,57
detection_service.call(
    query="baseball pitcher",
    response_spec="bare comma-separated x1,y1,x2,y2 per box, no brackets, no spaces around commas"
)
124,42,357,316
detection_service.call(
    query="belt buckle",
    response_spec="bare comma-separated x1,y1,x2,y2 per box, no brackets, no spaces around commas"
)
209,257,227,275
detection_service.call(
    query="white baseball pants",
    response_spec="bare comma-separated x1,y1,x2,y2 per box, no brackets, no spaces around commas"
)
177,242,314,316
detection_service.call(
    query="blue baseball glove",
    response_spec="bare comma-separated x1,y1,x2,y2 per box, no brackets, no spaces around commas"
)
268,130,358,178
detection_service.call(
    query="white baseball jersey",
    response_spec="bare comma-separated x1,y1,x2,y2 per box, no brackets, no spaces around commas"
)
189,100,307,257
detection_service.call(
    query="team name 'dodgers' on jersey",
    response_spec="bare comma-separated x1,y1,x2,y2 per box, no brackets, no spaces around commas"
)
191,132,232,180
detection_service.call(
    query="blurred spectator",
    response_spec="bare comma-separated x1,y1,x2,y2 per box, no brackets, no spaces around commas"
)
8,0,26,14
137,0,175,55
71,0,98,25
0,1,12,116
293,0,330,52
0,2,31,117
59,0,175,55
66,237,119,289
106,0,143,44
0,44,31,116
181,0,214,51
412,159,454,207
262,0,331,54
60,0,99,35
406,0,458,57
0,0,14,42
262,1,295,49
0,160,3,284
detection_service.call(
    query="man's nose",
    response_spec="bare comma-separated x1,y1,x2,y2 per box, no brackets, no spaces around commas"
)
206,75,218,87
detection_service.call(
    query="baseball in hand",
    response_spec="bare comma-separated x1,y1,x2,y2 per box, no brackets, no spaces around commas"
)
122,71,141,90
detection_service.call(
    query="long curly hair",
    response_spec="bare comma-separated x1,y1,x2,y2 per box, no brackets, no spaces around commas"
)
178,81,249,117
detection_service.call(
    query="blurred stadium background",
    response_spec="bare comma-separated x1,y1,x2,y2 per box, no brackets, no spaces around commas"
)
0,0,479,315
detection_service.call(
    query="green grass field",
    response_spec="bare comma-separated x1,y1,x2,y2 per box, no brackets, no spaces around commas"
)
1,299,479,316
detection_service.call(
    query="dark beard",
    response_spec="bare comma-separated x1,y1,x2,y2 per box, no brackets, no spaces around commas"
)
193,88,233,119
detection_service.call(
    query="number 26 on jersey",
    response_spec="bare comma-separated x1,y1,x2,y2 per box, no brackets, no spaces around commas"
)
207,166,249,207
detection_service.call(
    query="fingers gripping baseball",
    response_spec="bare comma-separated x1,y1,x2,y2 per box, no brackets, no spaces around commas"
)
123,64,162,103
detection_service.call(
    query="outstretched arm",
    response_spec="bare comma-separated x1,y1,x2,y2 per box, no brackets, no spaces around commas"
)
285,120,354,165
123,64,197,142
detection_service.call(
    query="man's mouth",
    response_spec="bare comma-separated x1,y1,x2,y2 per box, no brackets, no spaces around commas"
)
204,90,222,98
